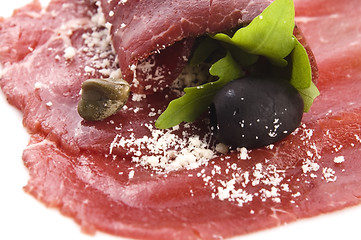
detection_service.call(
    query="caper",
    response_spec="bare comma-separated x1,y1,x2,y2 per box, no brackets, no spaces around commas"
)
77,78,130,121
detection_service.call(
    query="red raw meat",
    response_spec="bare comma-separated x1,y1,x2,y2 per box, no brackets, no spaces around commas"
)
100,0,317,94
124,38,195,94
1,0,361,239
100,0,272,93
100,0,272,76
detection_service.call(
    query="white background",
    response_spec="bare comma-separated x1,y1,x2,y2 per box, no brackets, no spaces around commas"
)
1,1,361,239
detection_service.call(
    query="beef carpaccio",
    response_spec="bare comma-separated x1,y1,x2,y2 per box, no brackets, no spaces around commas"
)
1,0,361,239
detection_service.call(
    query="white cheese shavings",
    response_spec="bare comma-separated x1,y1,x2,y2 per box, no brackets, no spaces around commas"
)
333,156,345,163
80,1,119,78
110,123,214,173
302,159,320,174
172,64,213,95
128,170,135,179
64,46,76,60
323,167,337,182
237,147,250,160
131,94,146,102
84,66,95,75
34,82,45,89
216,179,253,206
355,134,361,143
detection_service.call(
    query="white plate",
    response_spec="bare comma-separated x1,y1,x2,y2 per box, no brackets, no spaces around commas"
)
1,1,361,240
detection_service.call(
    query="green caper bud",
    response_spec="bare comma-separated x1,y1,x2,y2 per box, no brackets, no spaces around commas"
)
77,78,130,121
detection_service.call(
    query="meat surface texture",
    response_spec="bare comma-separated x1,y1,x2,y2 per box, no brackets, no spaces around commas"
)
1,0,361,239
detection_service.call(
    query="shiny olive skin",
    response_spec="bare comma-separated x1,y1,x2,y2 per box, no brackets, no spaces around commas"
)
78,78,130,121
210,77,304,149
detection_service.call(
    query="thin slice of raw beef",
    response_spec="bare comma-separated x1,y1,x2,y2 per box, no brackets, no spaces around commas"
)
100,0,317,94
100,0,272,87
1,0,361,239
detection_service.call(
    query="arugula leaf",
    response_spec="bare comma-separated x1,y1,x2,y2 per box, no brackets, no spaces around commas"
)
212,0,296,66
289,38,319,111
290,39,312,89
299,81,320,112
155,52,243,129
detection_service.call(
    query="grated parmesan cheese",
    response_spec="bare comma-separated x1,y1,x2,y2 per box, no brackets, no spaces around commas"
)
80,1,120,78
323,167,337,182
128,170,135,179
237,147,250,160
333,156,345,163
64,46,76,60
302,159,320,174
109,123,215,173
131,93,146,102
34,82,44,89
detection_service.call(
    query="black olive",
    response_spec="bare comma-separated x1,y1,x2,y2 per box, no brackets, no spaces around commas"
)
210,77,304,149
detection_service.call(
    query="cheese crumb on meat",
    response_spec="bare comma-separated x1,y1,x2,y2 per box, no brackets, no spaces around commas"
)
333,156,345,163
110,123,215,172
64,46,76,60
